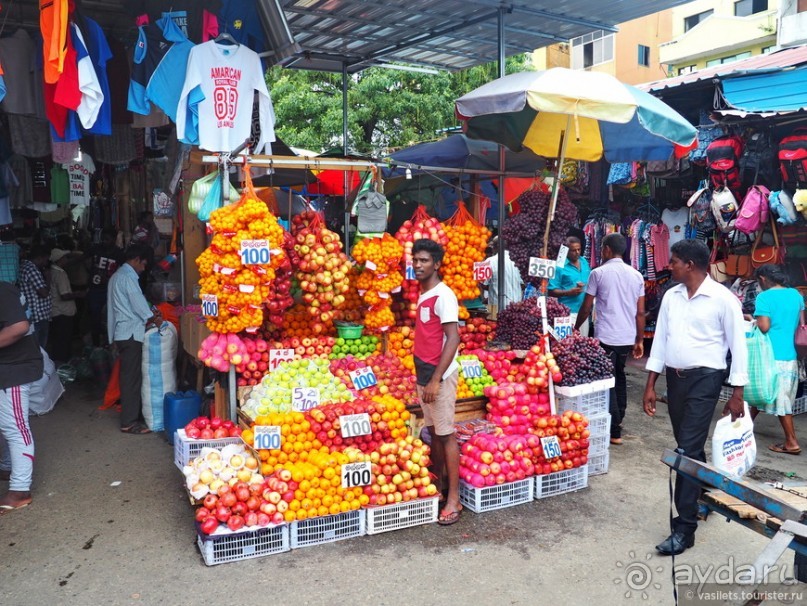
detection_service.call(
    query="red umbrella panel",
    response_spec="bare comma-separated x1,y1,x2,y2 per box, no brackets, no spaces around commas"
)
307,169,366,196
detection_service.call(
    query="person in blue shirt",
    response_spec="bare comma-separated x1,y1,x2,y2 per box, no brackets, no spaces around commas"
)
107,244,161,435
750,264,804,455
548,236,591,335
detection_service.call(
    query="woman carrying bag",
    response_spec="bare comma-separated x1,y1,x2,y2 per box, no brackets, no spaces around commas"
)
750,264,804,455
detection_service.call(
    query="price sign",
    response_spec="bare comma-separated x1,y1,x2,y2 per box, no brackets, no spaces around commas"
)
473,261,492,282
341,461,372,488
239,239,270,265
349,367,378,391
536,296,549,334
254,426,281,450
528,257,557,279
340,413,372,438
556,244,569,268
201,294,219,317
553,316,573,341
268,348,294,372
460,359,483,379
541,436,562,460
292,388,319,411
405,260,415,280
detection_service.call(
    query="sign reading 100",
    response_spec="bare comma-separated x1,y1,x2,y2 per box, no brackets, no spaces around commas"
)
239,239,270,265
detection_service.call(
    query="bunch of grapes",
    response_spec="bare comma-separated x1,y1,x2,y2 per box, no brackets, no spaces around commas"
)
552,334,614,386
501,183,577,286
495,296,570,350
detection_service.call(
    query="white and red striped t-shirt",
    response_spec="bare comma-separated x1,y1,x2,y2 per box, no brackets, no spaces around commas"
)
414,281,459,380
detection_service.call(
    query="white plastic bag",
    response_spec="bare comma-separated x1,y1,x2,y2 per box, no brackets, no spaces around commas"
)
141,322,178,432
29,348,65,416
711,402,756,477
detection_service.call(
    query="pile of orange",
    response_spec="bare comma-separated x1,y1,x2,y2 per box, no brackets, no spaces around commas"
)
351,234,404,333
387,326,414,361
196,196,286,333
441,203,491,320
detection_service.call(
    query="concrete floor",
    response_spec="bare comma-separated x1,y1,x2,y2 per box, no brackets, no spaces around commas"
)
2,365,806,606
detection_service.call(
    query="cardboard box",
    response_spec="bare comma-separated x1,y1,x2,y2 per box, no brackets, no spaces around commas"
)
181,312,210,357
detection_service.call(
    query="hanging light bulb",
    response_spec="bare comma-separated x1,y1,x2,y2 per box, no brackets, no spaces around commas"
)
405,168,412,180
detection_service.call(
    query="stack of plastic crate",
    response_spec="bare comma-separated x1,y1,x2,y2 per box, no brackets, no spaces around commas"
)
555,379,613,476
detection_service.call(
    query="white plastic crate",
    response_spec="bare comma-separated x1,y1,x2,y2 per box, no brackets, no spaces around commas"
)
459,477,534,513
365,497,438,535
588,433,610,456
587,412,611,437
793,396,806,416
197,525,289,565
534,465,589,499
587,451,610,476
554,377,615,397
174,429,242,470
555,389,610,417
290,510,365,549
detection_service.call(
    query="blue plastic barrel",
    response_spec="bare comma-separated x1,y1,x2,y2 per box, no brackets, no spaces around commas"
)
164,391,202,444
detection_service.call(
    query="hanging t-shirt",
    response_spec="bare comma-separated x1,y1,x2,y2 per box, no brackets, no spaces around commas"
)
51,165,70,206
146,16,194,123
124,0,221,43
0,163,18,225
71,24,104,130
28,157,53,204
176,40,275,153
41,0,70,84
76,17,113,135
66,154,96,206
44,27,79,138
0,29,39,115
217,0,266,53
661,207,689,249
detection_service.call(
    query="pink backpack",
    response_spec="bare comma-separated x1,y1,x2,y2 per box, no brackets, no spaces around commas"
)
735,185,771,234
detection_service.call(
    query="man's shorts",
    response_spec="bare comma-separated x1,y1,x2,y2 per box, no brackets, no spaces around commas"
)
415,370,458,437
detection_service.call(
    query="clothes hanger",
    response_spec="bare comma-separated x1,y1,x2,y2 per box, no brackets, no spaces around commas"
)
215,24,238,46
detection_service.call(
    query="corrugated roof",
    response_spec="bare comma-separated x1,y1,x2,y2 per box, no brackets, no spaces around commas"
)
639,45,807,92
721,66,807,113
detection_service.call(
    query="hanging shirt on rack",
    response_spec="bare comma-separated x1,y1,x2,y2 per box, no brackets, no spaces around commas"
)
146,16,195,123
66,154,96,207
43,27,79,139
217,0,266,53
176,40,275,154
0,30,40,115
76,17,114,135
661,206,689,249
41,0,70,84
124,0,221,43
71,24,104,130
650,223,671,272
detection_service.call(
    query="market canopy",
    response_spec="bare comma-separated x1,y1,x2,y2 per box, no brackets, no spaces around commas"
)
720,66,807,115
8,0,696,73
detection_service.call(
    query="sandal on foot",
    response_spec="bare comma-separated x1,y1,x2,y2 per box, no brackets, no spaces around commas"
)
0,499,31,514
610,437,623,445
769,443,801,455
437,506,462,526
121,423,151,435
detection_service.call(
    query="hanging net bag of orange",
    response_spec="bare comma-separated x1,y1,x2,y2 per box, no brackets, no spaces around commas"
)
441,201,491,320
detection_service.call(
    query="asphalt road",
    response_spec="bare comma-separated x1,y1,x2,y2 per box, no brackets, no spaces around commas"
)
2,365,805,606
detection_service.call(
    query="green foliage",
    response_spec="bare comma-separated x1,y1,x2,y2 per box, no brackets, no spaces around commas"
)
267,54,533,155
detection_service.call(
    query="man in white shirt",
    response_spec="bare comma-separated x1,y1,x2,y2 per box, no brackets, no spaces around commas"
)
483,238,523,317
575,233,645,445
643,239,748,556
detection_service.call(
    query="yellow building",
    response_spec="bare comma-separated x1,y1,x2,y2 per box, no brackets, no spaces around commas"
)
659,0,779,75
533,1,782,83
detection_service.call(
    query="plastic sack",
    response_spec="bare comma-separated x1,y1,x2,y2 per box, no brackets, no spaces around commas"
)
141,321,178,432
745,327,779,407
29,348,65,416
711,402,756,477
197,170,240,221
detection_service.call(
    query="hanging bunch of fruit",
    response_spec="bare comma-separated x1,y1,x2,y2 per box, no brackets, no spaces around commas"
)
394,204,449,313
291,210,353,334
501,181,577,286
263,230,296,330
197,192,286,333
334,267,365,324
441,202,491,319
352,233,403,332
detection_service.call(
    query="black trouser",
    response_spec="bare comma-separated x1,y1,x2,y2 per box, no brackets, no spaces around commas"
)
87,288,107,346
49,314,74,363
666,366,724,536
601,343,632,439
116,338,143,428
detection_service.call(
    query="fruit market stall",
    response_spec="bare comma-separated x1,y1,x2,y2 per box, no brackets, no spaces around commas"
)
175,158,620,564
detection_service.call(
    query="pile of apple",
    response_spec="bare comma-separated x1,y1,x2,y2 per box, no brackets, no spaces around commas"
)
329,335,381,360
459,317,497,351
183,415,243,440
240,357,353,418
527,410,590,474
484,382,551,435
264,336,334,359
392,294,417,328
291,210,352,330
468,348,521,383
184,443,261,501
459,433,536,488
394,204,449,306
365,436,437,506
306,395,410,452
329,353,417,405
197,332,251,373
521,342,562,394
263,230,296,329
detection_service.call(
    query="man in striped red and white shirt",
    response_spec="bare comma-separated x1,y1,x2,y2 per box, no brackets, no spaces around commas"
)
0,282,43,513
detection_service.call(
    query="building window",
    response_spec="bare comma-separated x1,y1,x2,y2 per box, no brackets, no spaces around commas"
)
638,45,650,67
799,0,807,12
705,51,753,68
570,30,614,69
678,65,696,75
762,45,774,53
684,10,714,31
734,0,768,17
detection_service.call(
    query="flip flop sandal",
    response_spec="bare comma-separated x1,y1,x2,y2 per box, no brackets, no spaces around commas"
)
769,443,801,455
437,506,462,526
0,501,31,515
121,423,151,435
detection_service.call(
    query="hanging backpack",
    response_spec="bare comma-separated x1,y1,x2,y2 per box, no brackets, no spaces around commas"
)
739,131,777,190
778,127,807,186
691,110,725,165
707,135,744,195
686,181,716,232
711,187,739,233
735,185,771,235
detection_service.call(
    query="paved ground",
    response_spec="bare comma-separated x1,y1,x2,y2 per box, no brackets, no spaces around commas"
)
2,364,806,606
